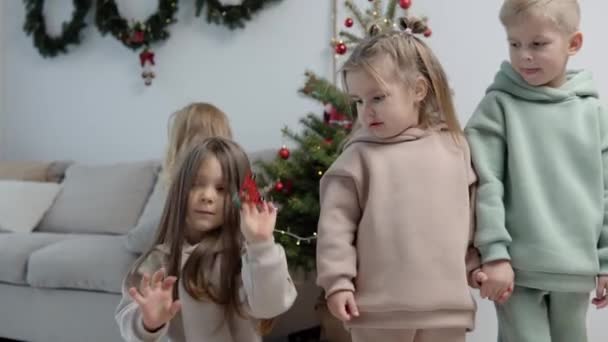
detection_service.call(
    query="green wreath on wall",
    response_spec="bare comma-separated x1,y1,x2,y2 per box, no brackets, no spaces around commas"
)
94,0,179,50
195,0,284,29
23,0,285,57
23,0,92,58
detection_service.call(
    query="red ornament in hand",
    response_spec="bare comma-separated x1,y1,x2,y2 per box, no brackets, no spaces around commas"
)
335,43,347,55
424,28,432,37
239,171,262,205
278,146,290,160
345,18,354,28
274,181,284,192
399,0,412,9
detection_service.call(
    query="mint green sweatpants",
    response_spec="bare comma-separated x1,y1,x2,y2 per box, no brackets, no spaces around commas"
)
496,286,589,342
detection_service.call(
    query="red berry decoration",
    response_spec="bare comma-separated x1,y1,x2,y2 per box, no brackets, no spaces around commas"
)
424,28,432,37
345,18,354,28
274,181,284,192
399,0,412,9
335,43,347,55
278,146,290,160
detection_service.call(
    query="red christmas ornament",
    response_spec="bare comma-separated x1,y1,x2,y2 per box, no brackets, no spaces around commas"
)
239,170,263,205
274,181,284,192
399,0,412,9
345,18,354,28
282,180,293,195
278,146,290,160
424,28,433,37
335,43,347,55
324,138,333,145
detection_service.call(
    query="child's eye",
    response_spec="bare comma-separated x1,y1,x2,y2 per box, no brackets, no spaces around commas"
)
216,186,225,192
533,42,548,47
509,42,520,48
353,99,363,105
372,95,385,102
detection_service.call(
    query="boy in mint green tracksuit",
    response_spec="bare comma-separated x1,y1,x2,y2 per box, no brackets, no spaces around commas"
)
465,1,608,341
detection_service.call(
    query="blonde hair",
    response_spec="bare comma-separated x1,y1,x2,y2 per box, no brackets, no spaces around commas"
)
341,17,461,135
162,102,233,187
499,0,580,33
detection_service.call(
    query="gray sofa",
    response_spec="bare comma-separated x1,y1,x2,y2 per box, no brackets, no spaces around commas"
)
0,154,320,342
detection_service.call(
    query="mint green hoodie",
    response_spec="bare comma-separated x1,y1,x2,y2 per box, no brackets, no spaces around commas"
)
465,61,608,292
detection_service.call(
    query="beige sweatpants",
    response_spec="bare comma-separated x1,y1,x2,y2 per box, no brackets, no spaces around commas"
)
350,327,466,342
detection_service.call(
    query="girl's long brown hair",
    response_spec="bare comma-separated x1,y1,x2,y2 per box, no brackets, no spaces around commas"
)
131,137,273,334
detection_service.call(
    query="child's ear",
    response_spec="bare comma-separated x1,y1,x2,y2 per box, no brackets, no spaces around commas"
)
414,76,428,103
568,31,583,56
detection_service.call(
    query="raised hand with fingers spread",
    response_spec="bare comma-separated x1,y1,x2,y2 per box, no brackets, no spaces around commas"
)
240,201,277,243
128,269,182,332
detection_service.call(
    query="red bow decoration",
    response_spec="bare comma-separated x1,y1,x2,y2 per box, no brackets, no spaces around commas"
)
131,30,145,44
139,49,155,67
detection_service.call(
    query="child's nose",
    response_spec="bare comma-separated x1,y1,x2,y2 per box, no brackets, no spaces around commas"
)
363,104,375,117
519,50,533,62
199,188,216,203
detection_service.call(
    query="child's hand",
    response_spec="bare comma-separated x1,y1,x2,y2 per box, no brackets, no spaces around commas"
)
240,201,277,243
480,260,514,303
469,269,513,303
495,283,514,304
128,268,181,332
469,268,487,289
592,275,608,309
327,290,359,322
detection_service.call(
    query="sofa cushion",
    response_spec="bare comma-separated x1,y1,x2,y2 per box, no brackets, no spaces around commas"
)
0,232,72,285
126,177,167,254
0,160,72,183
27,235,138,294
0,181,62,233
38,161,159,235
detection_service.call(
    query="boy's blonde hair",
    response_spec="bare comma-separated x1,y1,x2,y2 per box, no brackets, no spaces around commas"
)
341,17,461,134
499,0,580,33
162,102,232,186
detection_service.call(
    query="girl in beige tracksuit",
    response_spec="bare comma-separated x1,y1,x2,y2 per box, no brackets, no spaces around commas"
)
115,138,297,342
316,17,482,342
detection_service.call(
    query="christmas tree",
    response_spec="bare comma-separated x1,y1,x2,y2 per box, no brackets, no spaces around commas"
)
258,0,427,272
256,72,355,271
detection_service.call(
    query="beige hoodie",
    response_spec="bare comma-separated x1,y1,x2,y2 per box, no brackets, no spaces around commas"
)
316,126,478,330
115,239,297,342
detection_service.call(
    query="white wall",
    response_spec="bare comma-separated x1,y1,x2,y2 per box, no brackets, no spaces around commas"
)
2,0,333,162
0,0,5,159
4,0,608,163
2,0,608,340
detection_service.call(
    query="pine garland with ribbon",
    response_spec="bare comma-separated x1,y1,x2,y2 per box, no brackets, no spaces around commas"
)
195,0,283,29
23,0,92,58
94,0,178,50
